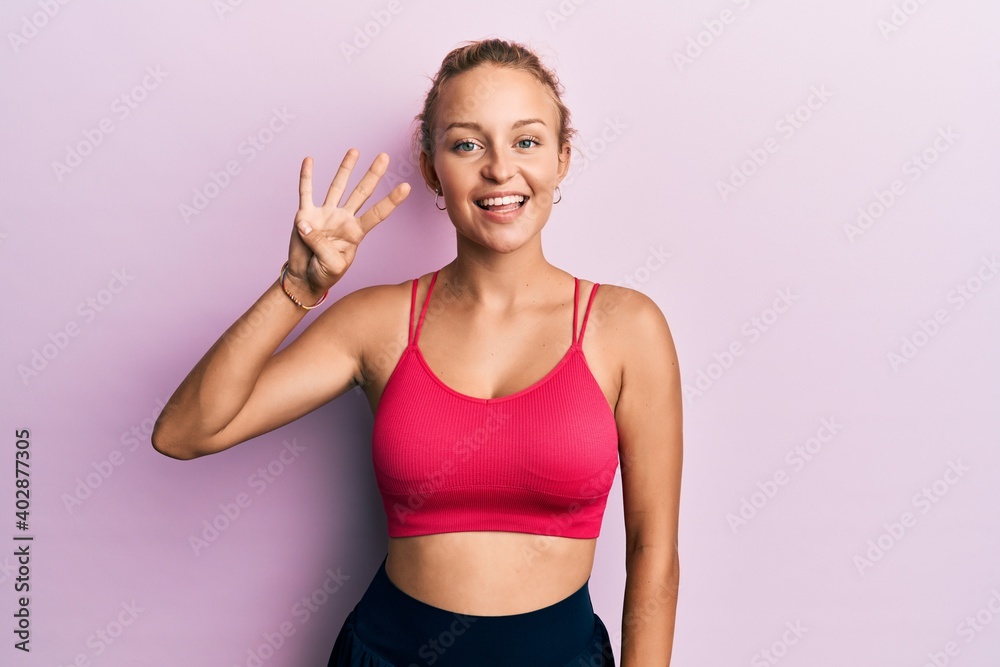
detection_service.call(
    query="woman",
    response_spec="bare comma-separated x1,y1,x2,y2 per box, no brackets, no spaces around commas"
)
152,39,682,666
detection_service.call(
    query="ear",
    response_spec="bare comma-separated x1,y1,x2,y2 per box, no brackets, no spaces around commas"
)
555,142,572,185
419,151,440,193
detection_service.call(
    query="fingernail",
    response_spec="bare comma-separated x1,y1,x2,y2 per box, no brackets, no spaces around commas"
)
298,221,312,234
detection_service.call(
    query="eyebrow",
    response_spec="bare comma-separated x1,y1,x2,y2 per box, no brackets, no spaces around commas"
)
443,118,547,132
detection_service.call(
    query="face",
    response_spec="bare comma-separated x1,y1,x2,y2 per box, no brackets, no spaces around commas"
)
420,65,571,254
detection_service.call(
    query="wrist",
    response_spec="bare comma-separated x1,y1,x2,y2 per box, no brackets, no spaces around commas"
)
279,262,328,310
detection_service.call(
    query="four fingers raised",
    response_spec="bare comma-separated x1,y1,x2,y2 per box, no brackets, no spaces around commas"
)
298,156,314,210
343,152,391,215
295,149,411,237
322,148,360,209
359,183,411,235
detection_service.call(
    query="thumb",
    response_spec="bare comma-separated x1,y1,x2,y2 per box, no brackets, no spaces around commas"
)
293,218,320,255
291,217,340,283
288,217,317,269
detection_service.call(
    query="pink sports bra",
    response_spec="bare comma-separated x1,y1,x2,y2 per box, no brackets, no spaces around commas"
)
371,270,620,539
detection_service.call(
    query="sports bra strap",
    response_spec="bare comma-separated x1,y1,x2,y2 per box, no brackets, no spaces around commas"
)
571,277,580,346
408,276,418,344
413,271,597,346
412,269,439,346
578,282,600,346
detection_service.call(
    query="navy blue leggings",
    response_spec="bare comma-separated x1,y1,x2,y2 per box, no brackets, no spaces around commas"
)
328,554,615,666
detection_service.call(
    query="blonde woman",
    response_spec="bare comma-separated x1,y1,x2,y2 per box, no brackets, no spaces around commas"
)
153,38,682,666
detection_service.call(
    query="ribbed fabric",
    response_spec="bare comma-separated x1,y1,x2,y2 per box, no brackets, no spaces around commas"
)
372,270,620,539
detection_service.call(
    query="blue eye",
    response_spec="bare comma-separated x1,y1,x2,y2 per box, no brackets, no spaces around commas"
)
454,141,477,152
517,138,539,149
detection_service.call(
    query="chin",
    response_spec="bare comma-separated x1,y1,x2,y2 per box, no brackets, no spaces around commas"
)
457,229,533,254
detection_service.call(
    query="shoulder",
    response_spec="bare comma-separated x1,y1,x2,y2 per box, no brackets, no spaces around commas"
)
587,282,671,335
317,269,446,324
315,277,411,323
310,274,432,385
585,282,678,370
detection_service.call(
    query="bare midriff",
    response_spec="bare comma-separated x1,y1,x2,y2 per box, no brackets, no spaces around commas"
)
385,532,597,615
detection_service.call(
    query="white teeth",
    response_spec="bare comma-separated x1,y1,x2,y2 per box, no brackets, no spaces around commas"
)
477,195,525,207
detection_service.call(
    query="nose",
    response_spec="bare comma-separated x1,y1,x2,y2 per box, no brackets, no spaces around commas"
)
481,146,516,183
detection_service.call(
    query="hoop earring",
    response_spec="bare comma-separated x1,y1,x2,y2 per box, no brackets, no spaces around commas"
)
553,186,562,205
434,189,446,211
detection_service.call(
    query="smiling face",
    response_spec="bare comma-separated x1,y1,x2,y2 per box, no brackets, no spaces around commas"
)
419,65,571,254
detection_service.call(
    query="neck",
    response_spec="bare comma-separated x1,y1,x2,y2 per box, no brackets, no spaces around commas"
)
441,235,563,311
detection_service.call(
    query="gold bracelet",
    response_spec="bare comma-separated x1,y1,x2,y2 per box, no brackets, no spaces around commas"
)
279,261,328,310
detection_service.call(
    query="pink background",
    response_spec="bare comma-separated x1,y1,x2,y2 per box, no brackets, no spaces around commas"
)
3,1,999,665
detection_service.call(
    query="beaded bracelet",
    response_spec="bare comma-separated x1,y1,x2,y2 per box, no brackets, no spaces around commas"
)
279,261,329,310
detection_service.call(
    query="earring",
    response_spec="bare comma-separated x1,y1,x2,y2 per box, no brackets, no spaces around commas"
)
434,188,446,210
553,186,562,204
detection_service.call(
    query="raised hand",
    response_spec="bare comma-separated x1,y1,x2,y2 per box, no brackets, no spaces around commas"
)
286,149,410,299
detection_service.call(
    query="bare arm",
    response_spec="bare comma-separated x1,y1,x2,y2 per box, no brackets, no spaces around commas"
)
151,150,409,459
612,287,683,667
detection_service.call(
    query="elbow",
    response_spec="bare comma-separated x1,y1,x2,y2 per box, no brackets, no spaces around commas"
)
154,444,200,461
151,435,198,461
150,424,203,461
626,542,681,577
